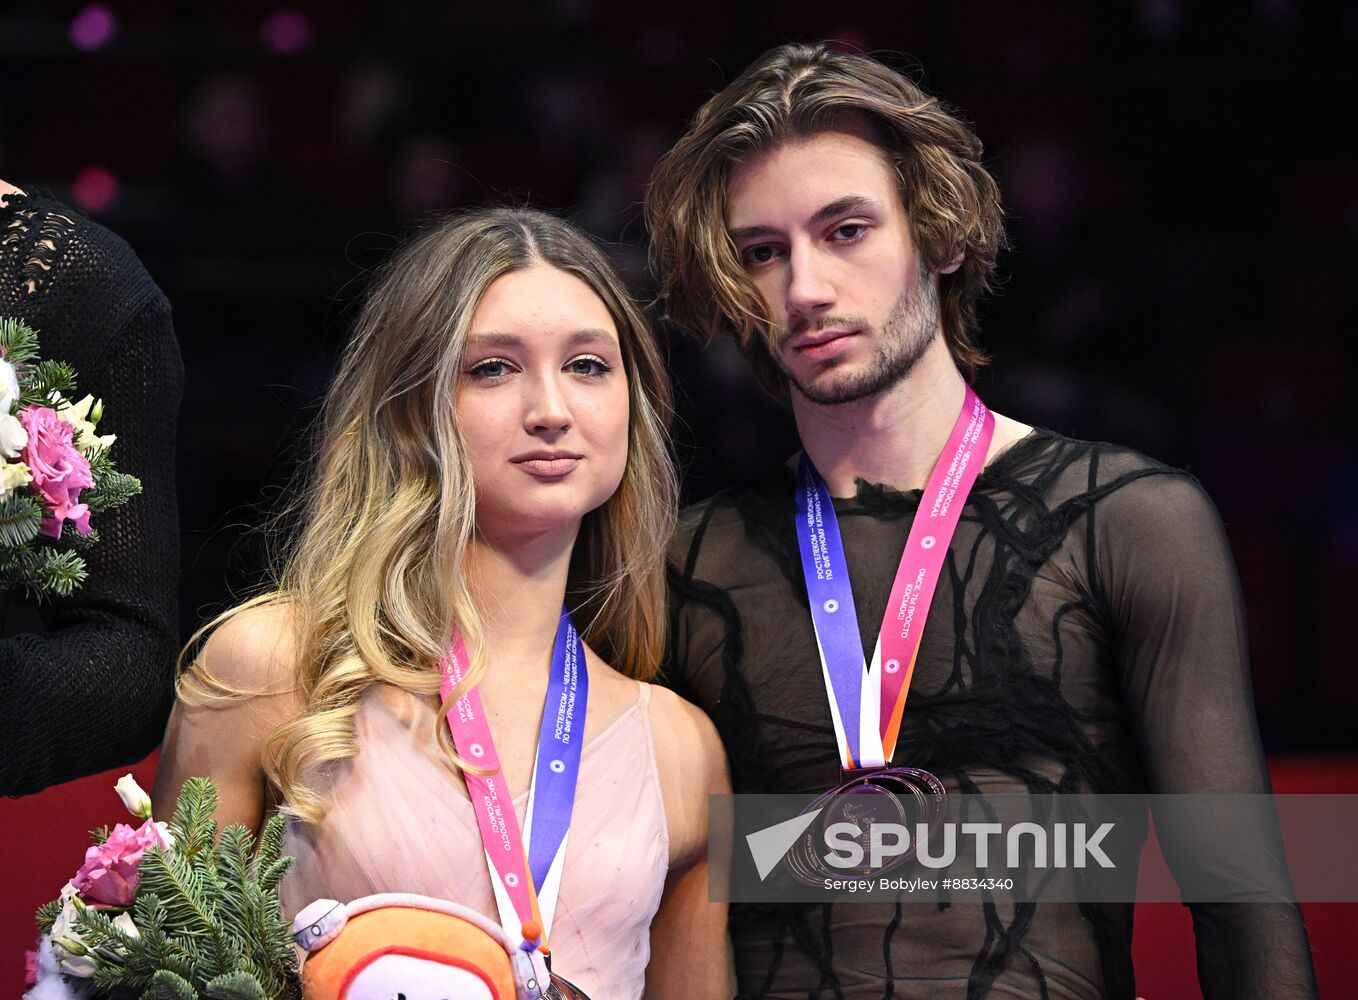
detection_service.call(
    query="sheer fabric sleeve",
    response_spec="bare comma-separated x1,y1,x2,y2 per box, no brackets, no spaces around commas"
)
0,200,183,796
663,498,735,711
1093,463,1318,998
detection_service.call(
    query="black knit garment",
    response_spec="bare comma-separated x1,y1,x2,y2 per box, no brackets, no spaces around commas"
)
665,430,1318,999
1,188,182,796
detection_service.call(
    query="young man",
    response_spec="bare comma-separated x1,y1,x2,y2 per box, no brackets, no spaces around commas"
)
647,43,1317,998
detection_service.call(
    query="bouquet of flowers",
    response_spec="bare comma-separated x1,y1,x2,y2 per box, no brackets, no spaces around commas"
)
0,316,141,600
25,776,301,1000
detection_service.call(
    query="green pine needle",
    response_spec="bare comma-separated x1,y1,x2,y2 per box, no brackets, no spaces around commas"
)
85,468,143,514
35,897,61,935
204,971,269,1000
45,776,303,999
144,969,199,1000
13,547,88,601
0,494,44,548
18,358,78,405
0,316,41,365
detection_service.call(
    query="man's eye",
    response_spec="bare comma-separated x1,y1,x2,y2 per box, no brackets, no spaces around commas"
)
566,356,612,376
743,244,779,266
834,223,866,241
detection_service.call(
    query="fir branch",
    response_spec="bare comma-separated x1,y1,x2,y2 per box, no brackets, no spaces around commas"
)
91,824,111,845
204,971,269,1000
253,816,286,872
253,857,292,900
169,778,221,860
134,896,199,989
74,903,139,954
0,316,41,365
35,897,61,935
15,547,88,601
59,519,99,549
87,446,115,475
18,358,78,405
0,493,44,548
135,845,218,944
85,468,142,514
144,968,198,1000
41,777,302,999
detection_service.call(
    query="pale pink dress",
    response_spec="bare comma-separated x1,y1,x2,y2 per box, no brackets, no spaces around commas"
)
279,682,669,1000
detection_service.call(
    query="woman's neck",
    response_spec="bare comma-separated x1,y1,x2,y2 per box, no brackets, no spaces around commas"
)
465,522,577,691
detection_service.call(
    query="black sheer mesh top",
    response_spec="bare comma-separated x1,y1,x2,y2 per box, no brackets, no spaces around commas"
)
1,188,182,796
665,429,1317,999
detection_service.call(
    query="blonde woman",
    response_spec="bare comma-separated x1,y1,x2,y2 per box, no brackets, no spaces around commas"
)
153,207,732,999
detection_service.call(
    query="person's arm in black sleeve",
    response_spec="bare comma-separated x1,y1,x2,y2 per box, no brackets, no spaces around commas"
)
0,279,183,796
1094,460,1318,998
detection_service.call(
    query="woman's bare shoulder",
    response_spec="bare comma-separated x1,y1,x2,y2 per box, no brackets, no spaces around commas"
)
190,601,303,701
648,686,727,782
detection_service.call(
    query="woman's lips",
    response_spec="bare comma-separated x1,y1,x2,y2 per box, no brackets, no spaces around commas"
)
515,456,582,477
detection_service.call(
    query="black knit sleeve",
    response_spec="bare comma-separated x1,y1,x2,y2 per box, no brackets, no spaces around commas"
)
0,192,183,796
1093,463,1319,999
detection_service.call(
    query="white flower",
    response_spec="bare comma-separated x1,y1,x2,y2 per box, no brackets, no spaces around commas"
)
55,393,114,455
64,394,95,423
51,938,98,978
0,459,31,497
48,889,78,942
112,912,141,940
49,893,98,978
0,357,20,413
154,819,176,851
114,774,154,819
0,412,26,458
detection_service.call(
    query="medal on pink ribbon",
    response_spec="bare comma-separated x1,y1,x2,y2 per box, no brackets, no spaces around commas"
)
787,387,994,885
440,607,590,997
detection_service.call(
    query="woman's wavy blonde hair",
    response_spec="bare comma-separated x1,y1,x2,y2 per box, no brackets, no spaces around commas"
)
645,42,1007,398
184,206,677,822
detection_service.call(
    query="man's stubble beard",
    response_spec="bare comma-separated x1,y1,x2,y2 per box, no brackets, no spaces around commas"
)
776,263,939,406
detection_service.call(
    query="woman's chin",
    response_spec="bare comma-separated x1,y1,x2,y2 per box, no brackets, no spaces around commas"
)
475,500,603,544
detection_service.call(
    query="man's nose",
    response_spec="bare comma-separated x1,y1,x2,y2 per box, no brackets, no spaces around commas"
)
785,241,835,327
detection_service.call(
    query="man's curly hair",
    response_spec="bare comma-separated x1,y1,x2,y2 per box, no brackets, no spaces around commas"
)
645,42,1007,397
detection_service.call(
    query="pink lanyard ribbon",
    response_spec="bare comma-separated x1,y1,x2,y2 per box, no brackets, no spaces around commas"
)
439,610,587,953
794,386,995,767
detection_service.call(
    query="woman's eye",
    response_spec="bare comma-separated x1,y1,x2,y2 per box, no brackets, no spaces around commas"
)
742,244,779,267
566,355,612,377
467,358,512,380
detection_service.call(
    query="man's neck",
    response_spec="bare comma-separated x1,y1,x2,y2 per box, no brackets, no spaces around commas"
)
465,523,577,693
791,334,969,496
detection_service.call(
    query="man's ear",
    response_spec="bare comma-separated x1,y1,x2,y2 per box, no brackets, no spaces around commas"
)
938,250,964,275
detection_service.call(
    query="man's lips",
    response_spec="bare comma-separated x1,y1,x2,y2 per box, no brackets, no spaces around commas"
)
789,329,859,362
511,452,583,477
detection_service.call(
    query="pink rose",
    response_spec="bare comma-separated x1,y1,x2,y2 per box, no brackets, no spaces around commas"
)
70,819,172,907
24,948,38,987
19,405,93,538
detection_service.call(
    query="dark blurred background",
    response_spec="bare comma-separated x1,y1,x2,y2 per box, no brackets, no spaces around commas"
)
4,4,1358,997
1,0,1354,758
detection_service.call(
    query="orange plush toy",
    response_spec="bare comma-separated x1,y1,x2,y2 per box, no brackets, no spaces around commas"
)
292,893,574,1000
